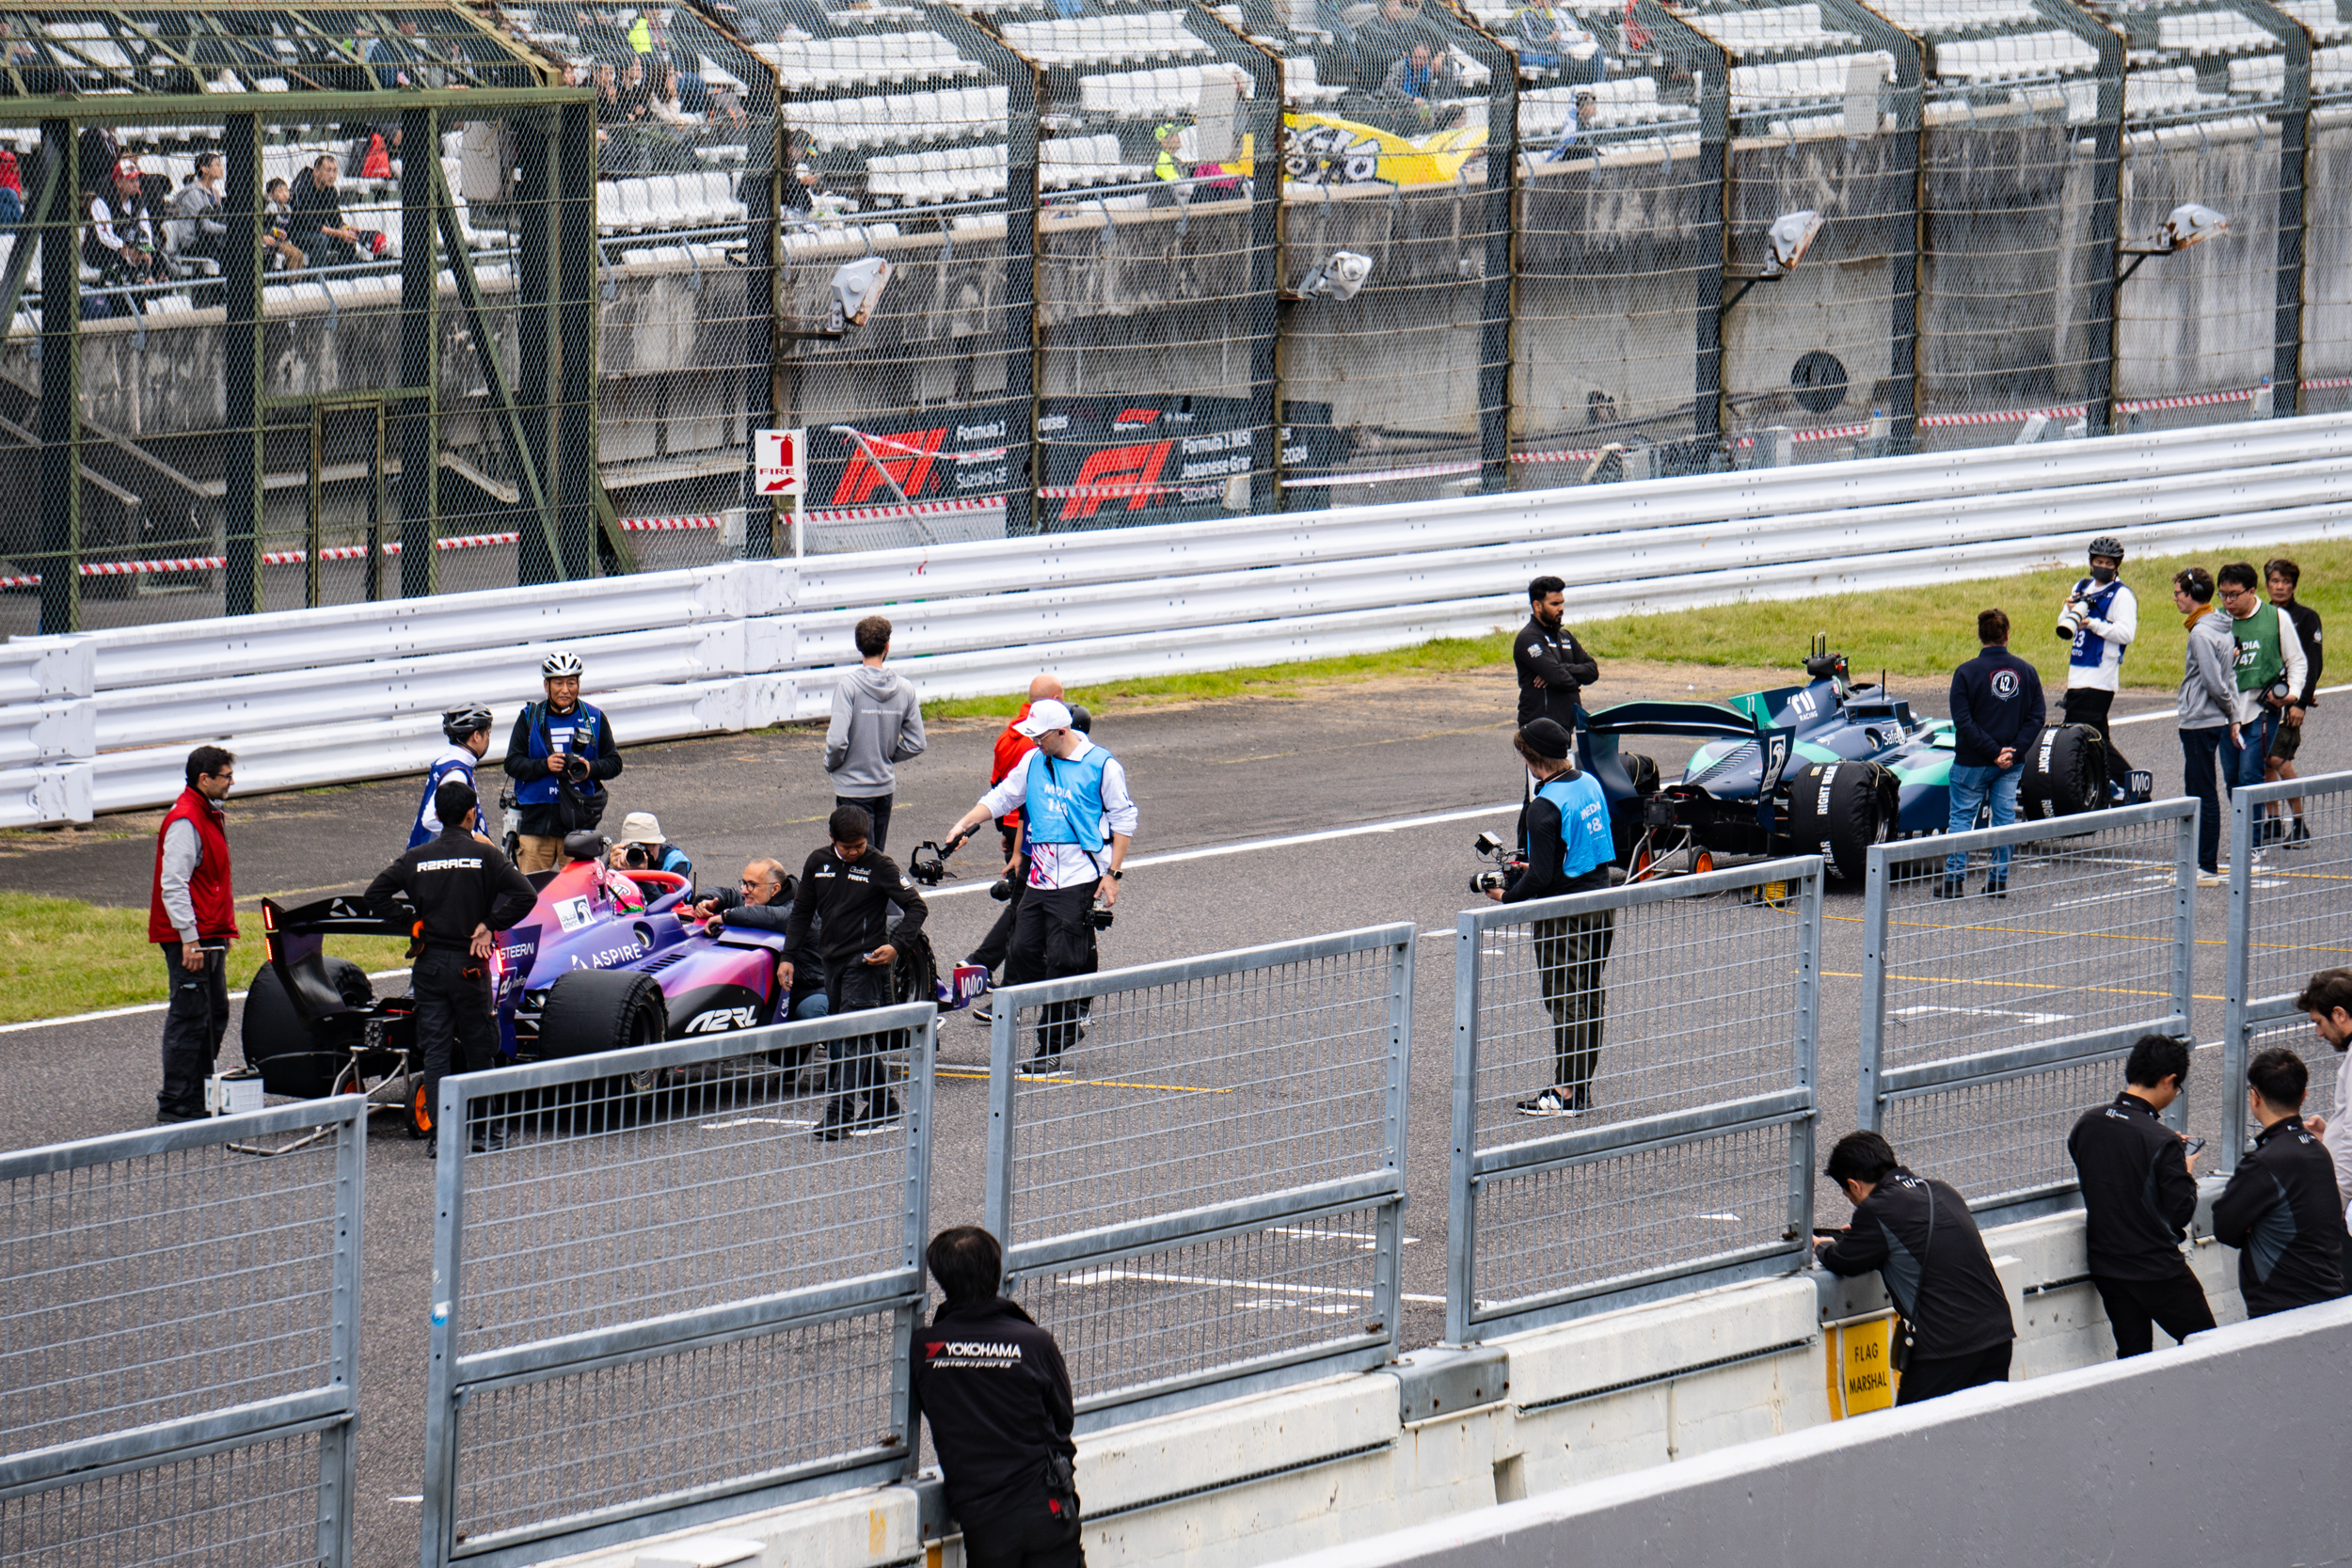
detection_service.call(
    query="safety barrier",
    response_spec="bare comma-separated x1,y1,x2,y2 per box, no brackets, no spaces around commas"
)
10,411,2352,828
984,926,1416,1428
2220,768,2352,1173
1859,800,2197,1221
1447,861,1823,1343
0,1097,363,1568
418,1005,936,1568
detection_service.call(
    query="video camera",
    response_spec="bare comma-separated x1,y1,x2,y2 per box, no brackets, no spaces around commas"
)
907,830,974,887
1470,829,1523,896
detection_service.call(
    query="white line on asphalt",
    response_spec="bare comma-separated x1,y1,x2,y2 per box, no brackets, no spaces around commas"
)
2107,679,2352,726
1060,1264,1447,1305
920,801,1518,899
0,967,414,1036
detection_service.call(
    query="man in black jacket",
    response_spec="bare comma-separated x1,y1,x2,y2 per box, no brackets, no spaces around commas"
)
912,1227,1084,1568
783,805,930,1138
364,782,539,1155
1939,608,2046,899
693,857,827,1020
2261,558,2324,846
1815,1130,2016,1403
2066,1035,2214,1356
1515,575,1601,729
2213,1046,2347,1316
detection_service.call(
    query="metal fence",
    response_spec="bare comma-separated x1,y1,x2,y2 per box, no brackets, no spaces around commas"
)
2220,768,2352,1170
1859,799,2197,1221
1,1096,363,1568
984,924,1414,1428
419,1003,936,1568
1447,859,1821,1343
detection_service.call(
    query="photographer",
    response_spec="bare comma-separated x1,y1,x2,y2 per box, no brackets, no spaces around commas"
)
1814,1131,2016,1403
965,675,1064,1001
1487,719,1616,1118
944,700,1136,1074
611,811,692,885
783,805,930,1138
501,651,623,873
693,857,829,1021
2056,536,2138,804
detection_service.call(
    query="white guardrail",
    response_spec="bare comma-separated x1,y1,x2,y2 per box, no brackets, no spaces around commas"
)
8,413,2352,827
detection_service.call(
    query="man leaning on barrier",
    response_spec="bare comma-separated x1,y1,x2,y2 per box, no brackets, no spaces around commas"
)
2065,1035,2215,1358
1488,719,1617,1118
911,1227,1085,1568
2296,968,2352,1285
2213,1046,2346,1315
1814,1131,2016,1403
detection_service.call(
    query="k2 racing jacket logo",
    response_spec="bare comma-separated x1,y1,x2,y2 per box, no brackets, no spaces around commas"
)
682,1006,759,1034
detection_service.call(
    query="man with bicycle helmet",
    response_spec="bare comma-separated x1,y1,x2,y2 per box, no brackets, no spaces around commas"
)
2056,535,2139,803
501,651,624,873
409,703,497,849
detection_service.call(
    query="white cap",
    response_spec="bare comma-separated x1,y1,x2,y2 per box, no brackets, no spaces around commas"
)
616,811,665,845
1014,699,1075,737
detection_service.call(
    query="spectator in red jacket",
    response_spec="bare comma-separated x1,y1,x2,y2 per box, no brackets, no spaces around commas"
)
965,674,1063,997
150,746,237,1122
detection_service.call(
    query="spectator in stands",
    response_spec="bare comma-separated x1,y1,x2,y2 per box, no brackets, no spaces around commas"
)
1344,0,1426,85
641,60,698,167
262,177,307,271
2213,1045,2347,1315
825,614,926,851
692,857,829,1020
2294,968,2352,1287
2175,565,2238,886
2066,1035,2214,1359
0,148,21,229
1511,0,1604,79
1378,40,1461,124
1938,607,2044,901
2261,558,2323,846
167,153,230,271
286,154,375,267
1815,1130,2017,1402
86,158,160,309
912,1227,1085,1568
2218,560,2307,804
151,745,237,1123
1543,89,1600,162
595,60,645,175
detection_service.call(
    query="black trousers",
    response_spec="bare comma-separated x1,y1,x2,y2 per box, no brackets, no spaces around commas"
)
961,1500,1086,1568
1896,1341,2011,1404
834,793,893,851
2091,1265,2217,1358
821,958,897,1108
1533,910,1614,1099
969,853,1030,974
1005,881,1098,1061
157,942,229,1119
2062,687,2131,788
413,946,496,1137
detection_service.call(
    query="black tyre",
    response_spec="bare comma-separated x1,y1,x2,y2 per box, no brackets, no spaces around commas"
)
889,928,940,1008
1784,760,1893,882
1624,752,1661,796
241,959,373,1099
536,969,668,1059
2020,723,2106,820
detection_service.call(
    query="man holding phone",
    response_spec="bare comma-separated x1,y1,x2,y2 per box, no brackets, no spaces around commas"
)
783,804,930,1138
2066,1035,2214,1357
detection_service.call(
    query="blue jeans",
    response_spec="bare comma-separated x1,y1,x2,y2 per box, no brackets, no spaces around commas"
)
2181,725,2235,873
789,991,830,1022
2234,709,2276,790
1945,763,2022,879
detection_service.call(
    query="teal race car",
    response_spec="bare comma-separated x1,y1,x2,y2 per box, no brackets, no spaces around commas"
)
1573,638,2136,883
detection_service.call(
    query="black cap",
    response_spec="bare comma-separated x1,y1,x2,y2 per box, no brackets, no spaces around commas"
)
1520,718,1573,760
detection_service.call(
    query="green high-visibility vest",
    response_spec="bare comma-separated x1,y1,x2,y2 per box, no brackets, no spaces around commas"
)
2233,601,2286,692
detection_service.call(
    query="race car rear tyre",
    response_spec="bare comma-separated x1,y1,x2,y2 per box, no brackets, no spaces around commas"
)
536,969,668,1060
2020,723,2106,820
1784,760,1893,882
242,959,373,1100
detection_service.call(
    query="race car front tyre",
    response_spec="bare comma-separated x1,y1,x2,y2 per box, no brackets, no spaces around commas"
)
2020,722,2106,819
242,959,373,1099
536,969,668,1060
1785,760,1893,882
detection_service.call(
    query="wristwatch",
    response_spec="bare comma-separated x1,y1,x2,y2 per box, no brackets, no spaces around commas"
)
1107,869,1123,880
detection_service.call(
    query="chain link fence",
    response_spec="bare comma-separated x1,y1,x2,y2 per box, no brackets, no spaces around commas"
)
1,1097,363,1568
985,924,1413,1427
1447,859,1821,1342
420,1003,935,1568
1859,799,2196,1221
2219,769,2352,1169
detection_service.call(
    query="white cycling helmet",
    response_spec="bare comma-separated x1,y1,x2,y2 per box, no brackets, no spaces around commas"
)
441,703,495,742
541,650,585,679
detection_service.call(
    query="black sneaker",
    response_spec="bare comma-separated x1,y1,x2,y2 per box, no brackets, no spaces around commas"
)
1982,876,2008,899
1021,1054,1071,1079
424,1136,437,1159
1517,1087,1582,1117
852,1093,903,1134
2288,818,2312,848
2259,816,2285,846
812,1101,856,1141
469,1125,506,1154
1931,877,1965,900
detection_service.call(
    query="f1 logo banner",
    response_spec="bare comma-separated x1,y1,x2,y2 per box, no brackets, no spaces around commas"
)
811,403,1025,511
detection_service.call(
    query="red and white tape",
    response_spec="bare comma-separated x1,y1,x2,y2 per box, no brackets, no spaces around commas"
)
1919,404,2088,428
803,496,1006,524
1513,448,1604,465
2116,386,2259,415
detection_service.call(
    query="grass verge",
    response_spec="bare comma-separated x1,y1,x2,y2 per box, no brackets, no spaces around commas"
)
921,539,2352,720
0,893,412,1027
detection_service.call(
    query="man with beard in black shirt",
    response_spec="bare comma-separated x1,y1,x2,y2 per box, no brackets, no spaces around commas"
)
912,1227,1083,1568
1515,574,1601,730
2066,1035,2214,1357
782,804,929,1137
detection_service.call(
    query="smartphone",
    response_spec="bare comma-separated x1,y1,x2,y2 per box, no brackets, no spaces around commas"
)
2183,1136,2208,1156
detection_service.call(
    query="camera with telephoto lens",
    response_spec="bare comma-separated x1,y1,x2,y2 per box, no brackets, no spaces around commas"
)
620,840,656,869
1470,830,1525,896
2056,589,2095,641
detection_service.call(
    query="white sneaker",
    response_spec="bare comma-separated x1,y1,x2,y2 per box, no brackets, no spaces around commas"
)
2196,870,2226,888
1516,1087,1581,1117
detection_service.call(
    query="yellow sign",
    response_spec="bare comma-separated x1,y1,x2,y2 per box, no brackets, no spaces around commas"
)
1825,1315,1899,1418
1222,112,1489,190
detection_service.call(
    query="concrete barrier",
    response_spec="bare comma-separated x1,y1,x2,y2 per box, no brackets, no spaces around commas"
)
537,1192,2253,1568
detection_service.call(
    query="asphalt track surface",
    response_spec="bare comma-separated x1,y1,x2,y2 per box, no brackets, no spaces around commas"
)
4,657,2344,1568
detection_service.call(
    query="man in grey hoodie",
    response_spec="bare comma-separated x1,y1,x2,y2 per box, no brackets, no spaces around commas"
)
2174,566,2238,885
826,614,926,850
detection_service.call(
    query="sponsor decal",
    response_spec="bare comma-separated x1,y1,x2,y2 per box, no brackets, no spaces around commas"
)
570,941,646,971
1991,670,2021,700
416,856,485,872
554,895,594,933
683,1006,760,1034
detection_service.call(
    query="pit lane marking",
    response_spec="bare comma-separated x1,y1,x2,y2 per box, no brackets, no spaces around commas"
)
935,1068,1232,1094
1055,1265,1445,1305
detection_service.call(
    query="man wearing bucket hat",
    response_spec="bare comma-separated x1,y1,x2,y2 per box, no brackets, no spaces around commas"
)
611,810,693,884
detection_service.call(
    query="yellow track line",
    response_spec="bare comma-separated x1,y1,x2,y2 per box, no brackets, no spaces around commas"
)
937,1068,1232,1095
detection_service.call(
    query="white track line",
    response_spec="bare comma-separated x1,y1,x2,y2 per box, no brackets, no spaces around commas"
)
2107,679,2352,726
0,968,412,1036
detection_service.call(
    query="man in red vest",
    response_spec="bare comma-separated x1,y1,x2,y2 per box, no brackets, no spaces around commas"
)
150,745,237,1122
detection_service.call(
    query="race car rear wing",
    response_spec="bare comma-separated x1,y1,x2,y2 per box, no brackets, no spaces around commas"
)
1583,699,1764,740
260,895,412,1026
